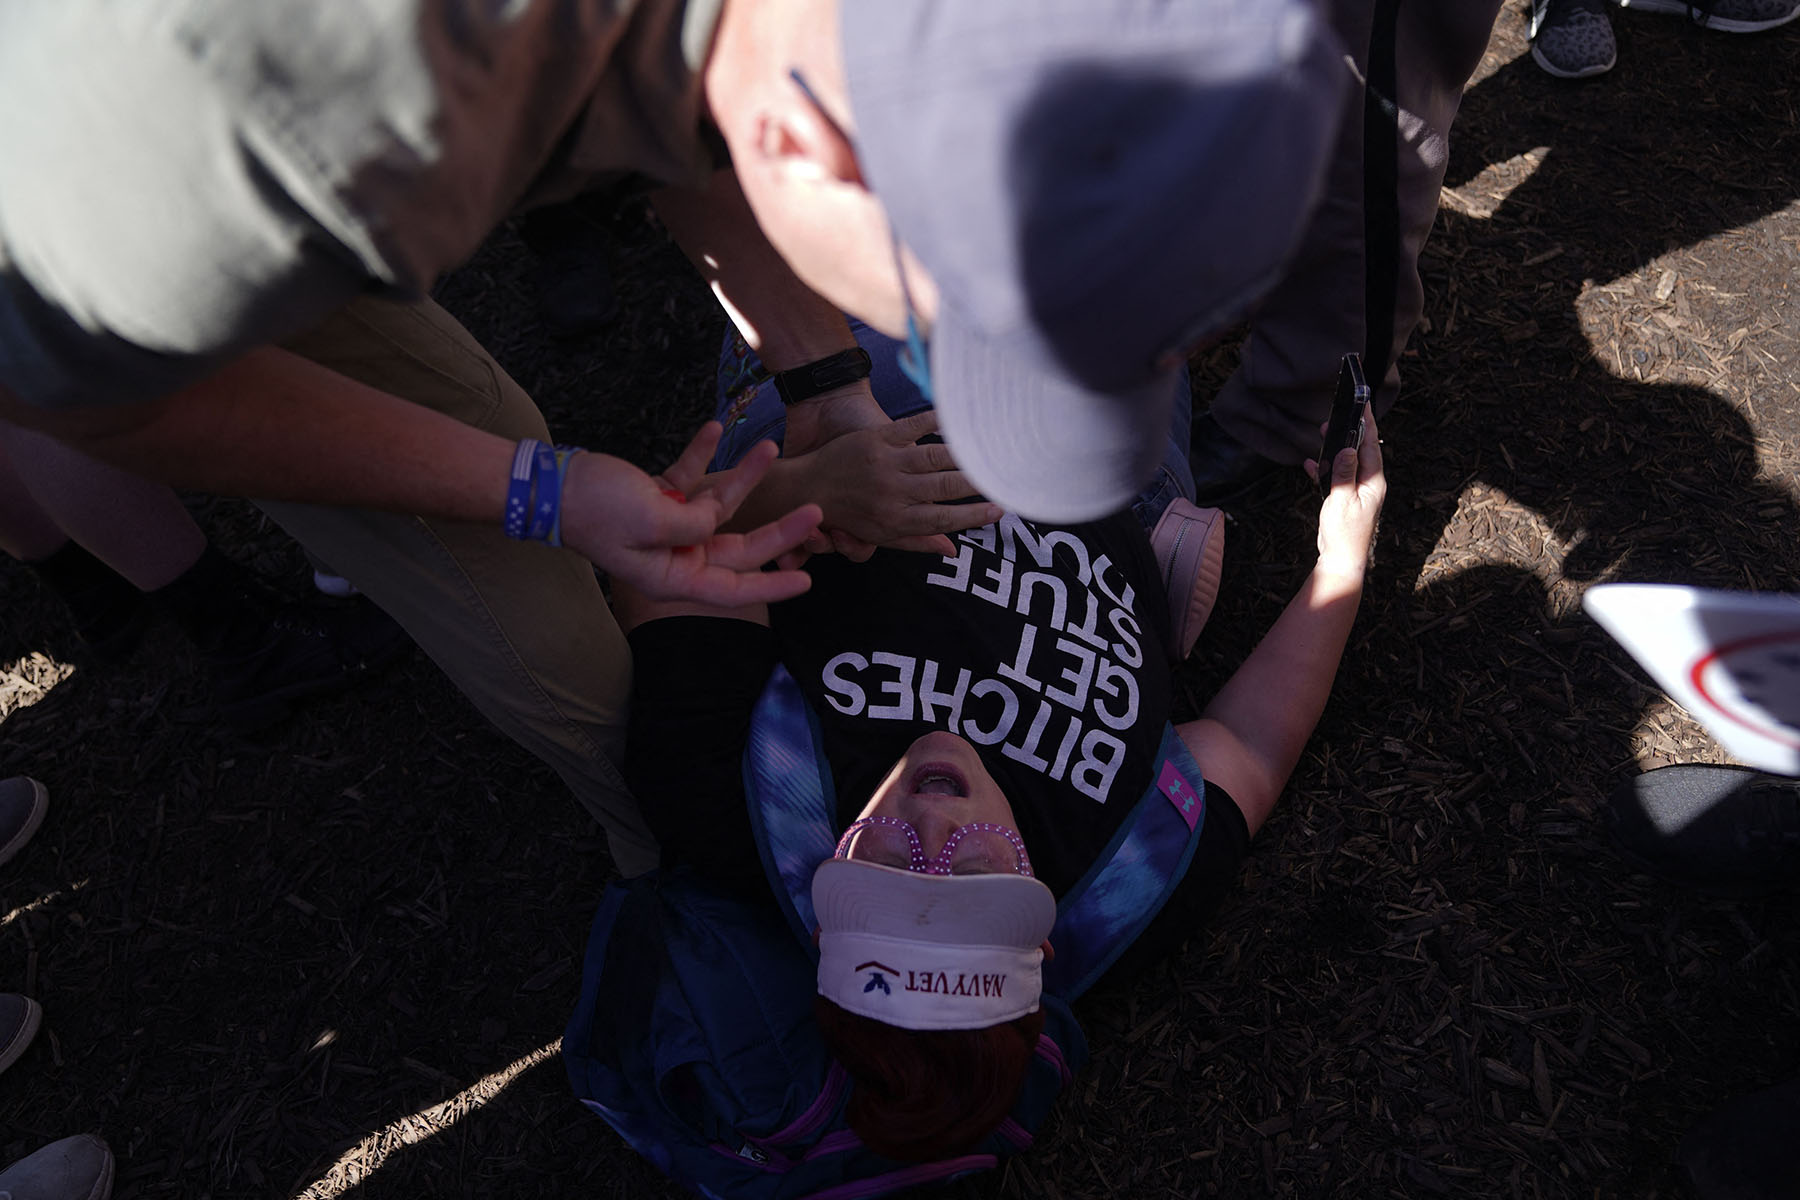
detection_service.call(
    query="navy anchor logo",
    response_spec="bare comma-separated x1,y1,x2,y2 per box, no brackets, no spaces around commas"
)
855,961,899,996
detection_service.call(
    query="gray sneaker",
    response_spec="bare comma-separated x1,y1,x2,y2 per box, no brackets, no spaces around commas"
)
0,777,48,869
0,993,42,1077
1606,765,1800,898
0,1135,113,1200
1532,0,1619,76
1623,0,1800,31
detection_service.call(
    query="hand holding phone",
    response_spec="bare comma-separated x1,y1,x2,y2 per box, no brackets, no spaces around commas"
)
1316,353,1370,497
1314,400,1385,582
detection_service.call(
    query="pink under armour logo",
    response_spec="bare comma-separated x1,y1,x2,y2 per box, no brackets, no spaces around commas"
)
1158,761,1201,830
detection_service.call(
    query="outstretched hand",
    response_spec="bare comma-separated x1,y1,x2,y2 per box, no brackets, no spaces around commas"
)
1305,406,1387,582
558,422,821,605
788,410,1002,561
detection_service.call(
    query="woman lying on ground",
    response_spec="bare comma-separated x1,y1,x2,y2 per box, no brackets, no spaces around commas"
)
581,328,1385,1174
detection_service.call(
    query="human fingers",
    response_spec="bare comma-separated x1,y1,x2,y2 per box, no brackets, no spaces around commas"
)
775,526,831,571
896,438,971,477
659,421,727,494
775,546,816,571
903,465,995,507
884,410,941,445
560,451,715,563
886,533,959,556
704,503,824,572
1357,407,1385,485
678,559,814,607
829,528,877,563
899,496,1002,535
691,438,780,522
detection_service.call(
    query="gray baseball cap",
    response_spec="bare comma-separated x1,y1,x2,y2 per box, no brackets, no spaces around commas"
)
843,0,1347,522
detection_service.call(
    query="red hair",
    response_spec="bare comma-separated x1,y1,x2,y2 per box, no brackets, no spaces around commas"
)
814,996,1045,1162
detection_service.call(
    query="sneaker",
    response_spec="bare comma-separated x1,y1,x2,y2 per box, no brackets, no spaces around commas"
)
303,550,359,599
0,993,43,1077
309,569,359,599
202,596,416,734
1531,0,1619,77
154,548,415,733
0,1134,114,1200
1622,0,1800,32
1149,498,1225,663
1605,764,1800,898
0,777,49,869
1678,1076,1800,1199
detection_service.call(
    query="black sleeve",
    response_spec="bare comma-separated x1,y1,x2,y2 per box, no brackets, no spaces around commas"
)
624,617,778,897
1099,778,1253,986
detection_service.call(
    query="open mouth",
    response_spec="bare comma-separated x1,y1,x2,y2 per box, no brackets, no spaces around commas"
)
910,763,968,798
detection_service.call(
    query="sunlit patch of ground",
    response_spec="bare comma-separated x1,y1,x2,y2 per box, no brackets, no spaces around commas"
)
294,1040,562,1199
0,652,74,724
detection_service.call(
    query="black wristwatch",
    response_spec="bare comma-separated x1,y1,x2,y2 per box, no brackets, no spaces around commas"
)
772,347,873,406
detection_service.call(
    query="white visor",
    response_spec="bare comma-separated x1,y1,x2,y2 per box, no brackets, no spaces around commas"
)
812,858,1058,1031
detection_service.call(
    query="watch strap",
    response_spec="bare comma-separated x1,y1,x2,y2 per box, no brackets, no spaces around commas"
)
772,347,873,406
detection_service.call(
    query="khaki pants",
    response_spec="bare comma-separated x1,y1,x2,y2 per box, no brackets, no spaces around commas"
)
261,295,657,876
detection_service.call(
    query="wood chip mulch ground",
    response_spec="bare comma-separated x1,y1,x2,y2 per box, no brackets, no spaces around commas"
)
3,7,1798,1198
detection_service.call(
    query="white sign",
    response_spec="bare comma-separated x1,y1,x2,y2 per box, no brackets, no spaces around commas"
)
1583,584,1800,776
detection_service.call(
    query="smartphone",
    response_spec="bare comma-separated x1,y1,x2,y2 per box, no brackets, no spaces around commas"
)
1317,353,1370,496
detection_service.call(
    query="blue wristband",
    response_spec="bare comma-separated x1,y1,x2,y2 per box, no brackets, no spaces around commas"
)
503,439,542,540
505,438,586,546
527,441,560,541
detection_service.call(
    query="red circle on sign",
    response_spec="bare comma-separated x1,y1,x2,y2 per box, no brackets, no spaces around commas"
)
1687,630,1800,749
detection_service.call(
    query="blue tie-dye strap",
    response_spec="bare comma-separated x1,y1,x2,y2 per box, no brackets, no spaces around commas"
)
744,665,837,948
1041,725,1206,1001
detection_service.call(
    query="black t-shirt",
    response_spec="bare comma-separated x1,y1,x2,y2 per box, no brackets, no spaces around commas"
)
625,513,1251,968
773,512,1171,896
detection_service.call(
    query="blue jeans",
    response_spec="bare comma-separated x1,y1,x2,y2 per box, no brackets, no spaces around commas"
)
710,320,1194,530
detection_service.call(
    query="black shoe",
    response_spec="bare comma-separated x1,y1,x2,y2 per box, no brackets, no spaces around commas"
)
1605,764,1800,898
1187,411,1284,506
154,548,415,733
1678,1076,1800,1200
26,540,150,662
204,595,415,733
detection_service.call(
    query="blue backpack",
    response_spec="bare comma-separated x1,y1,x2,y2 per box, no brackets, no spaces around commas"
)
564,668,1211,1198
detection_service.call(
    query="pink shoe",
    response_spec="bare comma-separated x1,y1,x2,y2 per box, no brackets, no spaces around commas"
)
1149,499,1225,662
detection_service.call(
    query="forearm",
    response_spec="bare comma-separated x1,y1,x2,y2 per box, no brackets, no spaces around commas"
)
652,172,878,454
652,171,856,369
3,347,515,520
1198,565,1364,794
